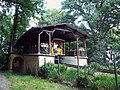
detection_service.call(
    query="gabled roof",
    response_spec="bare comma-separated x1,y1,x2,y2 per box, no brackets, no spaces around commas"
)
15,23,89,47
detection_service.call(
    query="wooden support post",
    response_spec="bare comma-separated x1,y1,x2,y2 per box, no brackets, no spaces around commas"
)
84,39,87,56
38,33,40,54
48,32,52,55
58,55,60,80
29,38,31,53
64,42,65,55
68,42,71,55
76,37,80,77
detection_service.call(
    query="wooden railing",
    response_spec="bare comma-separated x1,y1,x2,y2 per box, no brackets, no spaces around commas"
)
68,50,87,57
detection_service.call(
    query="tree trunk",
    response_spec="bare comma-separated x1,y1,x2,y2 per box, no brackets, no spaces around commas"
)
9,5,19,53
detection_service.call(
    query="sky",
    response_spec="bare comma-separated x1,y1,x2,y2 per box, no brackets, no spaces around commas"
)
44,0,62,9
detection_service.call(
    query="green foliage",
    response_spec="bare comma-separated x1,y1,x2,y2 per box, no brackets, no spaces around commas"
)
39,63,97,89
39,63,67,80
0,13,12,69
89,62,101,71
106,29,120,52
76,76,96,89
61,68,77,83
76,63,99,89
38,9,75,26
39,63,50,79
62,0,120,64
0,0,44,68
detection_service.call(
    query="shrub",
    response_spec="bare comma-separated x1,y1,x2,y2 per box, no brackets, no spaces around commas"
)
76,75,96,89
38,63,50,79
76,63,97,89
89,62,101,71
49,65,58,79
38,63,67,80
49,64,67,80
60,64,67,72
61,68,77,83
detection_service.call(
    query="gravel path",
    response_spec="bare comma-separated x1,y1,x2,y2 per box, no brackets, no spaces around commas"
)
0,72,10,90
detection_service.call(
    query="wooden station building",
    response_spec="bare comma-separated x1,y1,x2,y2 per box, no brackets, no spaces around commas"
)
8,23,89,75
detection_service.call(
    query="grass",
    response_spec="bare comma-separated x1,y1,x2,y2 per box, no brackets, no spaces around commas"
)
4,71,78,90
95,74,120,89
4,63,120,90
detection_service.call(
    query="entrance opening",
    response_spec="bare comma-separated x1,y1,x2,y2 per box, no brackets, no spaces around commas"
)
12,57,24,74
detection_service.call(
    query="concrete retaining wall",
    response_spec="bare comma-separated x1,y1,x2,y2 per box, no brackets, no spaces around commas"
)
61,56,88,66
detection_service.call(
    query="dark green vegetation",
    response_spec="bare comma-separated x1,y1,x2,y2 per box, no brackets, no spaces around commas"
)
39,63,120,90
4,71,78,90
95,75,120,90
0,0,44,69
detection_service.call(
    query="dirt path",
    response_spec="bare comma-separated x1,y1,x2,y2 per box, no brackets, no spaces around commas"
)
0,72,10,90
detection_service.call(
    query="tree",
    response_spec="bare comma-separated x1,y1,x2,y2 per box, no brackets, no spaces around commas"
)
0,11,13,68
61,0,120,65
0,0,44,68
38,9,75,26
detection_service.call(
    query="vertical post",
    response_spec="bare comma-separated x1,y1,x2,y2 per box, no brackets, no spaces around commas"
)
113,54,119,90
68,42,71,55
58,55,60,80
84,39,87,56
38,33,40,54
48,32,51,55
109,47,119,90
64,42,65,55
76,37,80,77
29,38,31,53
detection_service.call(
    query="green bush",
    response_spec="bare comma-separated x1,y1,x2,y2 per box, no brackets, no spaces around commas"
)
49,65,58,79
38,63,50,79
61,68,77,83
108,66,114,71
38,63,67,80
76,65,97,89
48,63,67,80
60,64,67,72
89,62,101,71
